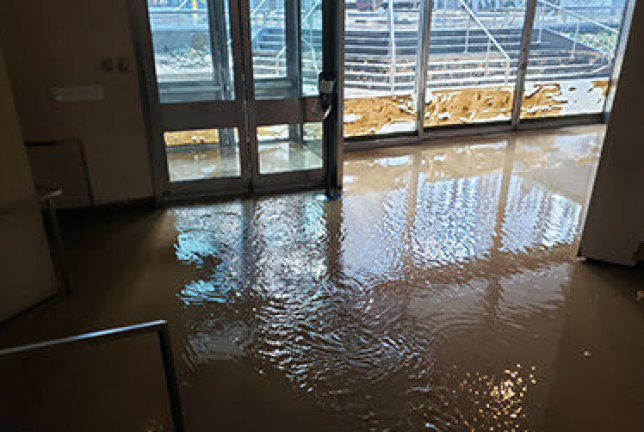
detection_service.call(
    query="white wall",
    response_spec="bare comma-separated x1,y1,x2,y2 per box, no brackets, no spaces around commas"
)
0,0,153,205
579,0,644,265
0,43,58,322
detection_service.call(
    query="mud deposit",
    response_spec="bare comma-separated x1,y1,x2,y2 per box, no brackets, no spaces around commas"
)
345,79,611,136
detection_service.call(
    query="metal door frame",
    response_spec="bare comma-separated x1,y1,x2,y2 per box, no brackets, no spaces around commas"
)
128,0,344,202
242,0,339,194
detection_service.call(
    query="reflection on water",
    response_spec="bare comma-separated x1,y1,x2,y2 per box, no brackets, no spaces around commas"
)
172,128,604,431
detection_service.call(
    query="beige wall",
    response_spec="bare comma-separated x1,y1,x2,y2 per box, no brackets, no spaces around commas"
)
0,43,58,322
0,0,153,204
579,0,644,265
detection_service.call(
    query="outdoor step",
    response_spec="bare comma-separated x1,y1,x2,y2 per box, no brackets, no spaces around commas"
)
345,37,421,46
343,40,572,54
345,64,608,87
345,58,607,78
344,58,601,74
256,41,287,50
344,48,599,60
344,61,602,86
426,52,600,64
425,63,607,79
343,60,603,77
342,52,597,66
343,61,605,79
344,72,604,93
345,47,419,56
345,29,423,37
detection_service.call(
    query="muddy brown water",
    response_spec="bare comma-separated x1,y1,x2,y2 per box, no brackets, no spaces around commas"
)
1,125,643,432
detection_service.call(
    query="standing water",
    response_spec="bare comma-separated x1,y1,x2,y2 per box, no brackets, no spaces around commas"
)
1,126,643,432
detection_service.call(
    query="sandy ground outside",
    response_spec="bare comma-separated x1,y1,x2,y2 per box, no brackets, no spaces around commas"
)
344,78,611,137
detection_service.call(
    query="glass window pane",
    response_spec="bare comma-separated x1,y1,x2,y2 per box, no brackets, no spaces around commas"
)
250,0,322,99
301,0,323,97
343,0,422,138
250,0,287,90
521,0,629,118
165,128,241,182
147,0,234,103
425,0,527,127
258,123,324,174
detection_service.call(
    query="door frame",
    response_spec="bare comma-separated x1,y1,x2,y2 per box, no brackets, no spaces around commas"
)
127,0,345,203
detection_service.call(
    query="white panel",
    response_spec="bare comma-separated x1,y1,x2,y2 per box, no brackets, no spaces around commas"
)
0,43,58,322
579,0,644,265
0,204,58,321
50,85,105,102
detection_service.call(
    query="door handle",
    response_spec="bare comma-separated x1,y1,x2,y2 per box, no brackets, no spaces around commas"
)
314,73,336,121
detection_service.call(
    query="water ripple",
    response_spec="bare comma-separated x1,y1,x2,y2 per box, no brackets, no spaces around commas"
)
171,130,602,431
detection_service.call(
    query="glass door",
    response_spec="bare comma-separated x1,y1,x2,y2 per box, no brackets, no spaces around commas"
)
143,0,249,197
247,0,328,192
135,0,340,199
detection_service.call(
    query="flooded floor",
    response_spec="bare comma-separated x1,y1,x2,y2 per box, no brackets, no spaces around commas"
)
2,125,644,432
167,142,323,182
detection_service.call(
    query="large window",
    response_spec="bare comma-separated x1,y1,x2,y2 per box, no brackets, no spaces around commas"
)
147,0,234,103
520,0,628,118
343,0,632,139
425,0,527,127
250,0,323,99
343,0,423,138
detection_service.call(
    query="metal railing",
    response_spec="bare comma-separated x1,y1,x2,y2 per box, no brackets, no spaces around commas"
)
250,0,271,49
148,7,208,28
535,0,619,59
269,0,323,77
0,320,185,432
302,0,323,78
460,0,511,84
147,2,268,49
387,0,397,94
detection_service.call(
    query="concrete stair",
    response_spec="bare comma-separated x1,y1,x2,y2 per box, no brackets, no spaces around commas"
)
150,0,613,94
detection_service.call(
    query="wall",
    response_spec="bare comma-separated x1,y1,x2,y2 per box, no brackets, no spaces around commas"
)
0,43,58,322
0,0,153,204
579,0,644,265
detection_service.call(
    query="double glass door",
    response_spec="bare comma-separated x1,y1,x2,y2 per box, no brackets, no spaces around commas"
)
137,0,338,199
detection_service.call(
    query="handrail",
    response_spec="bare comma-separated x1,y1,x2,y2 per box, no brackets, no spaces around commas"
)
148,7,207,15
250,0,269,47
251,0,269,17
0,320,185,432
302,0,323,78
302,0,322,24
148,0,272,17
275,45,287,72
536,0,619,35
459,0,510,63
459,0,511,84
387,0,396,94
271,0,323,77
535,0,618,59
